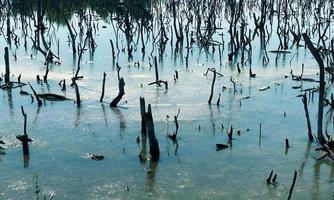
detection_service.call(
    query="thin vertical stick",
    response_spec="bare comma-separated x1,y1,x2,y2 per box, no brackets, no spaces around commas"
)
4,47,10,83
208,69,217,104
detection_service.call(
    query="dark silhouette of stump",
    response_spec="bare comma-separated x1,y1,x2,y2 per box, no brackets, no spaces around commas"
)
100,72,106,102
140,98,160,162
140,97,146,135
146,104,160,162
208,68,217,104
110,66,125,107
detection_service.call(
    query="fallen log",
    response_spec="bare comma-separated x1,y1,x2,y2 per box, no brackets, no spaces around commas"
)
38,93,70,101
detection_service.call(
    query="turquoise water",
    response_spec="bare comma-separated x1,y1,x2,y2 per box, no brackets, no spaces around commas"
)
0,1,333,199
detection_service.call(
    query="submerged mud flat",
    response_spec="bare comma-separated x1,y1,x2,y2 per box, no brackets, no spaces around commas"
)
0,0,334,199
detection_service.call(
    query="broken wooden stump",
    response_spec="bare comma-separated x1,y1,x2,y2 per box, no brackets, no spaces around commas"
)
146,104,160,162
110,66,125,107
249,66,256,78
43,62,49,83
140,97,146,135
216,93,221,106
208,68,217,104
272,174,277,183
100,72,106,102
62,79,66,91
168,108,180,141
16,106,32,157
140,98,160,162
266,170,273,184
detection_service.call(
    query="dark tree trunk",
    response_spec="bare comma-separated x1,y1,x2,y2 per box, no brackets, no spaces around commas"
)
145,104,160,162
100,72,106,102
4,47,10,83
302,34,326,144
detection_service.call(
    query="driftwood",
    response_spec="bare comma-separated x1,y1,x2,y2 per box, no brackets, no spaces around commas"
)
38,93,70,101
89,154,104,161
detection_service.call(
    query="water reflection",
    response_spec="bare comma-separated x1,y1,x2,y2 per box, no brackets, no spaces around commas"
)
111,107,126,132
23,155,29,168
146,161,157,192
6,89,14,115
101,103,108,126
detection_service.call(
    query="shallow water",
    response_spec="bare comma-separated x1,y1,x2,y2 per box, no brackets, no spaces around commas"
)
0,1,334,199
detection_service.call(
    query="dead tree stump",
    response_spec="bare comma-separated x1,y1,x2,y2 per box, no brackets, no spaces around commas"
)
100,72,106,102
208,68,217,104
140,98,160,162
146,104,160,162
110,66,125,107
169,108,180,140
140,97,146,135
